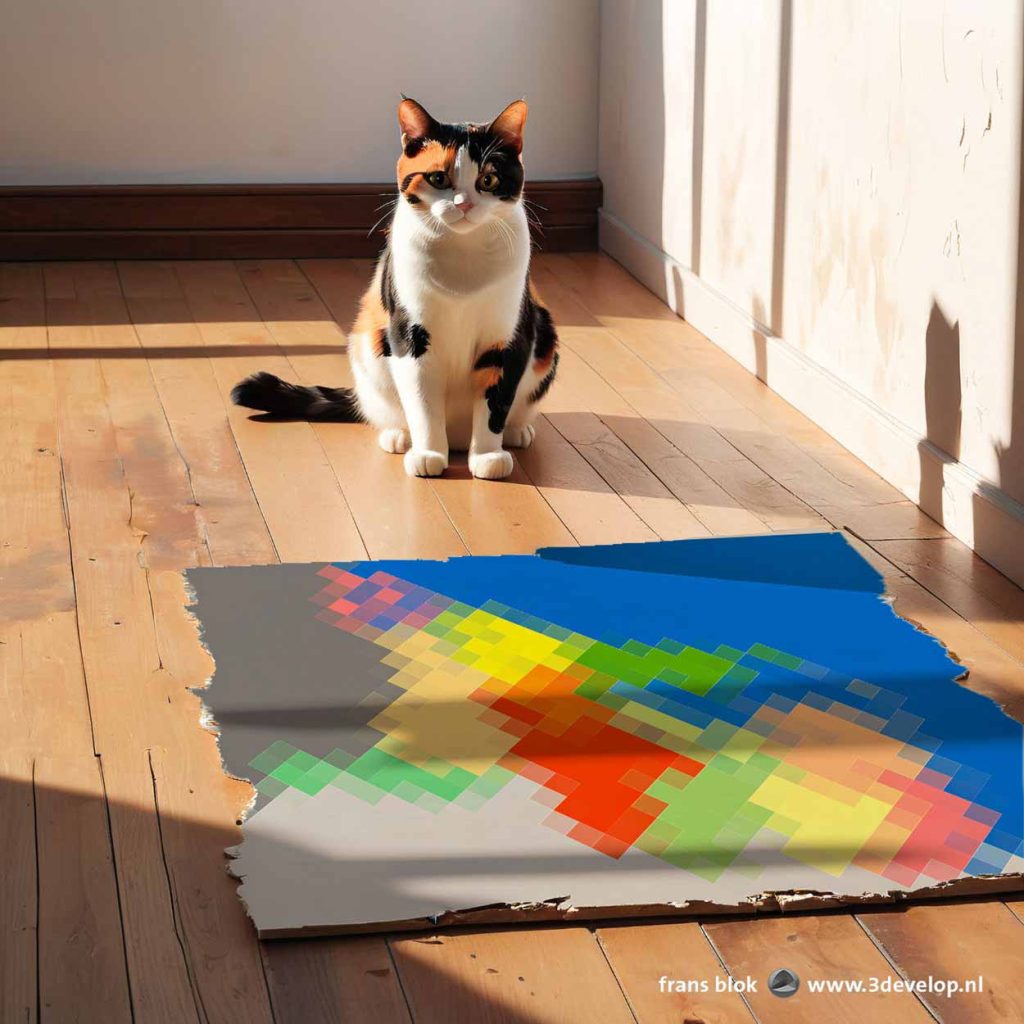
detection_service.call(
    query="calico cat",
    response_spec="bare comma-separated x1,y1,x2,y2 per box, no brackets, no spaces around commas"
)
231,97,558,480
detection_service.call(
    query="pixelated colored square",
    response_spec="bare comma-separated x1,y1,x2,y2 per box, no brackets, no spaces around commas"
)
231,551,1022,901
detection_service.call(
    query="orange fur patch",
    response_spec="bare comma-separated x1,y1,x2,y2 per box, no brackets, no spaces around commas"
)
473,344,505,393
475,368,502,392
533,346,557,374
351,274,389,362
397,143,457,202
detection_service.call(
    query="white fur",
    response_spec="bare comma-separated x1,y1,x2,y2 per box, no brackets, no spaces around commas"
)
349,149,540,480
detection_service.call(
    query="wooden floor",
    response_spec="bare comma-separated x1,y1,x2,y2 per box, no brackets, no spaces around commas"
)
2,252,1024,1024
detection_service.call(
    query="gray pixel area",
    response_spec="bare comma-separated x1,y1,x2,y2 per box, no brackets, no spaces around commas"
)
186,564,402,810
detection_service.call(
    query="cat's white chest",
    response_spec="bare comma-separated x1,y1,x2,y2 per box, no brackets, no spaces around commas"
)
419,285,511,364
390,203,530,357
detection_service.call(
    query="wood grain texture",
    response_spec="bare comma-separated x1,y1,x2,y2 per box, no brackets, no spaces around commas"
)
173,259,368,563
597,923,756,1024
389,928,636,1024
0,754,36,1024
704,914,934,1024
45,260,273,1021
539,355,710,540
871,536,1024,662
35,755,133,1024
517,414,660,545
3,250,1024,1020
854,536,1024,720
859,901,1024,1022
262,937,413,1024
117,260,280,567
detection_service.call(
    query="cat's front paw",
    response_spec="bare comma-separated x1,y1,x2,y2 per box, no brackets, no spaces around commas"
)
403,449,448,478
503,423,536,449
469,450,514,480
378,428,411,454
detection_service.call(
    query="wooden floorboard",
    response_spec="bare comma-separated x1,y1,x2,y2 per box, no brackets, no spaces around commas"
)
262,937,413,1024
704,913,935,1023
174,259,367,563
858,901,1024,1022
389,928,638,1024
0,753,38,1024
35,754,134,1023
597,922,756,1023
871,536,1024,664
117,260,280,568
2,251,1023,1021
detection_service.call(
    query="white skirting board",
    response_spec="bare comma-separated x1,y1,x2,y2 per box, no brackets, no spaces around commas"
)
599,210,1024,589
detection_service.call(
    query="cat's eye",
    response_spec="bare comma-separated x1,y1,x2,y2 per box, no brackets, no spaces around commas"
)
425,171,450,189
477,172,501,192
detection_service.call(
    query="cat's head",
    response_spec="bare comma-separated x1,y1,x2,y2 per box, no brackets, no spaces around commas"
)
395,97,527,235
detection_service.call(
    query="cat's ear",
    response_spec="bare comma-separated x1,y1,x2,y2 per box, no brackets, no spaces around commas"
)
488,99,528,155
398,97,436,147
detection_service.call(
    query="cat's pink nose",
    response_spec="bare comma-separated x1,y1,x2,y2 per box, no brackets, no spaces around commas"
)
454,194,474,212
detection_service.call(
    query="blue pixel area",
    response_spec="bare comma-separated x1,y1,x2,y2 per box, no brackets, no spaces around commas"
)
336,532,1024,855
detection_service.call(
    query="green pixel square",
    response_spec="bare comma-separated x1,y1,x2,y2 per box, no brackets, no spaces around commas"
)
773,651,803,671
270,761,310,787
255,776,288,799
293,759,343,795
285,749,319,772
323,748,355,770
331,771,387,804
249,740,298,775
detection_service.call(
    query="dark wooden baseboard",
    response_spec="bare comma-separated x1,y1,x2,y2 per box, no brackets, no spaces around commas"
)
0,180,601,260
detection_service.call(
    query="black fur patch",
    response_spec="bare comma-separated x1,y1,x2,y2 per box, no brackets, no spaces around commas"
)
473,348,504,371
380,250,431,358
231,372,363,422
410,324,430,358
377,328,391,357
533,306,557,363
385,311,431,359
480,285,536,434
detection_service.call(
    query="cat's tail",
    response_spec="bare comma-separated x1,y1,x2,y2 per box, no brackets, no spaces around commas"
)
231,372,363,422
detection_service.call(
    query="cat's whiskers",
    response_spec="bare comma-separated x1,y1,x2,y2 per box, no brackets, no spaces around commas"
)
367,201,399,238
496,217,516,259
520,201,544,238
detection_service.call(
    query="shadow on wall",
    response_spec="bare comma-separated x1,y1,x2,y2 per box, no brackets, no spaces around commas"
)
918,301,962,523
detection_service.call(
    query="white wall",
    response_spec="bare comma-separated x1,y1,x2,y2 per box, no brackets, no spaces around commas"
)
599,0,1024,584
0,0,599,184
